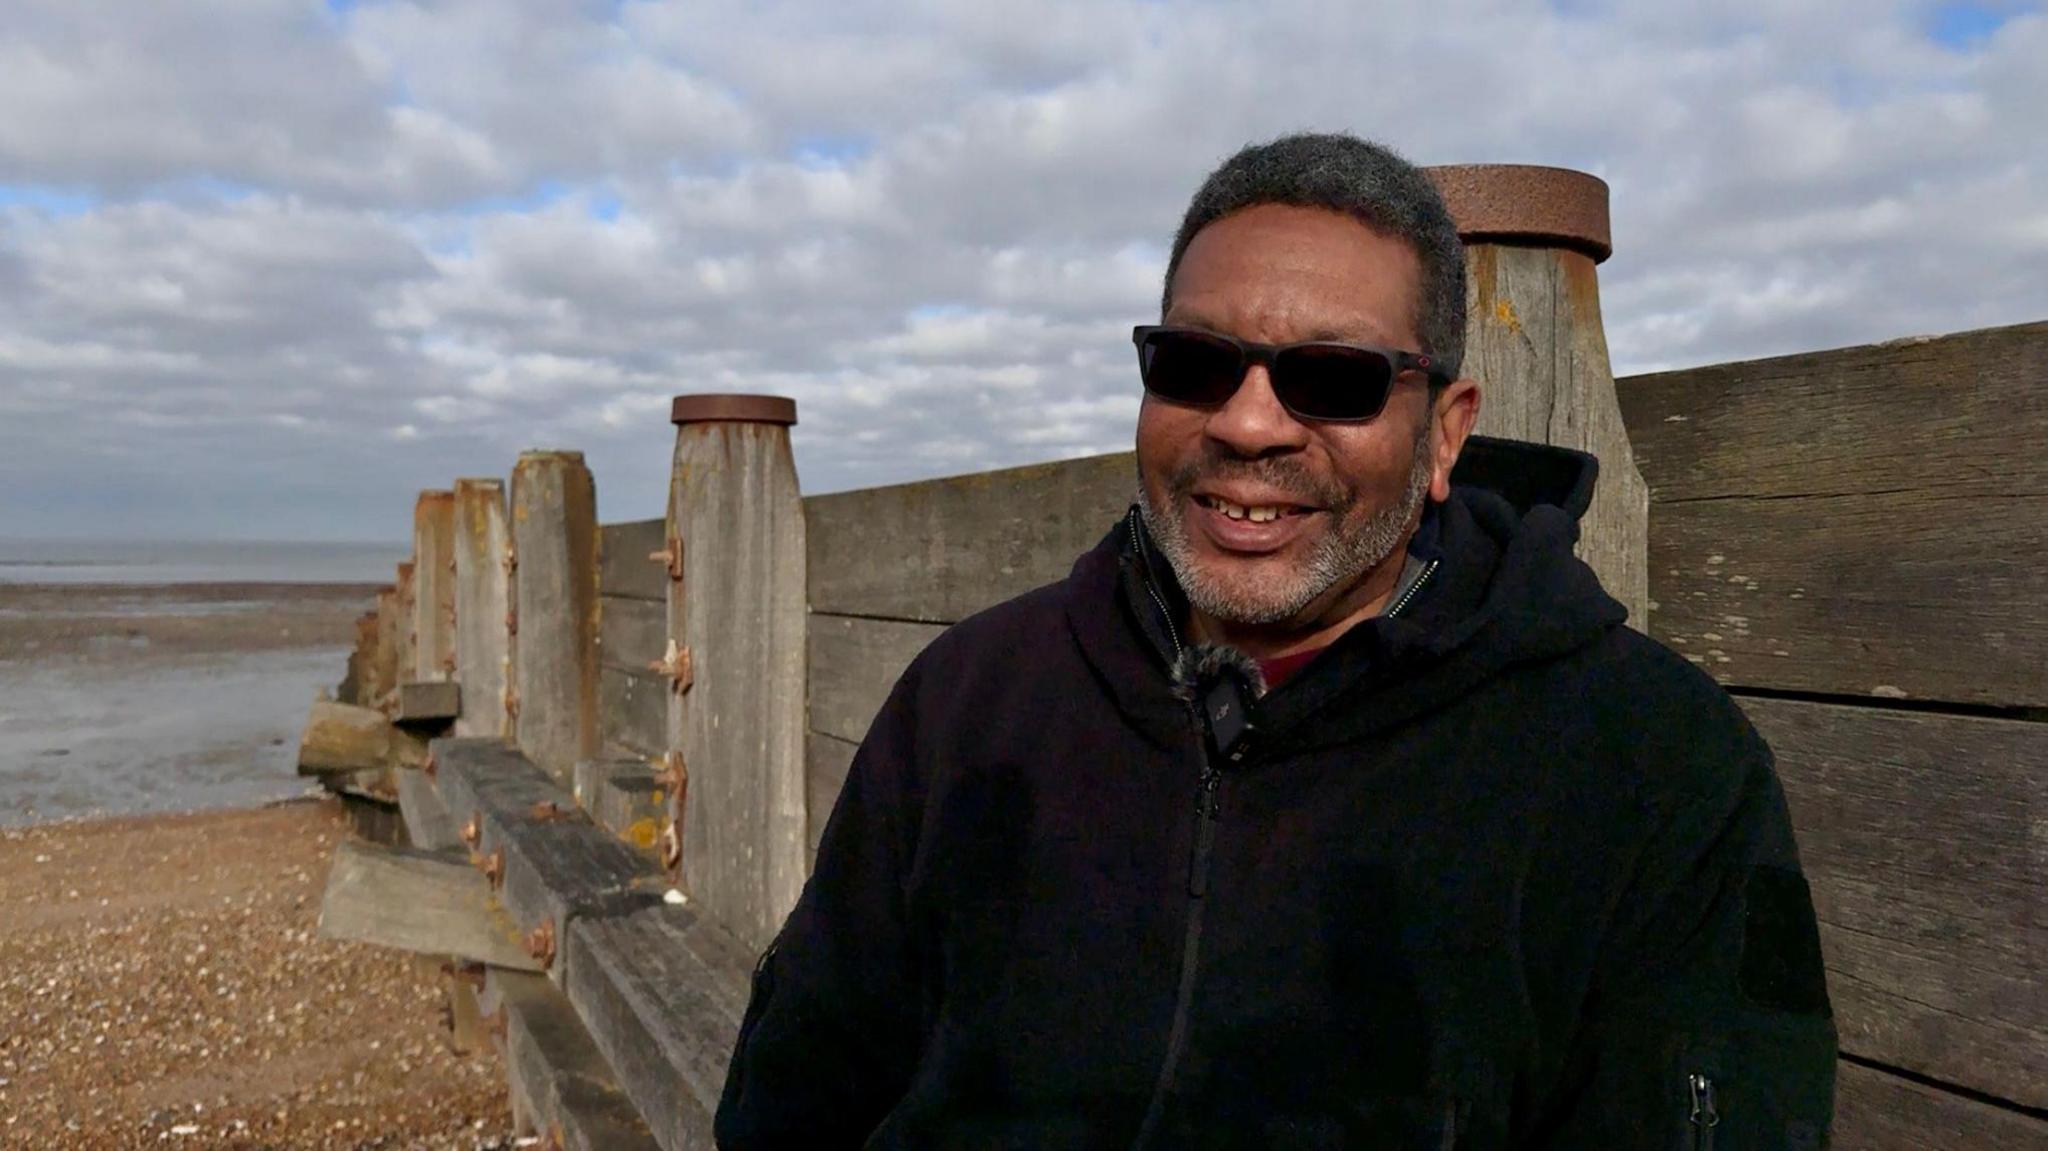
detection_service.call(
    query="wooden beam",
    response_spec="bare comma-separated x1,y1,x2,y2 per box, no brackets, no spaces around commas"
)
395,680,462,725
1835,1061,2048,1150
315,839,540,971
805,732,857,865
1621,321,2048,708
512,451,602,784
431,737,668,979
807,614,945,746
561,903,755,1151
396,764,464,853
483,968,663,1151
599,518,670,604
598,666,666,759
574,757,667,857
598,595,667,677
806,452,1132,625
453,477,513,740
413,490,458,681
297,699,427,776
1745,697,2047,1108
668,407,809,953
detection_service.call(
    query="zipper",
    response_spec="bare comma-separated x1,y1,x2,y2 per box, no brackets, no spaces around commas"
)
1129,755,1222,1150
1687,1072,1719,1151
1385,556,1440,620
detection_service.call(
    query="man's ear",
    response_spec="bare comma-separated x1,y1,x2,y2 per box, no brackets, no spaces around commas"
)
1428,379,1482,503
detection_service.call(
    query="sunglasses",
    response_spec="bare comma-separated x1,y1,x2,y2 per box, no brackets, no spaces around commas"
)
1132,324,1449,423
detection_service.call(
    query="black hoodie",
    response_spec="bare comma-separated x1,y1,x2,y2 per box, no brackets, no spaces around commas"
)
716,436,1837,1150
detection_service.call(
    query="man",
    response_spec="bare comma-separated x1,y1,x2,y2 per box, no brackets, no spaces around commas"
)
716,133,1837,1148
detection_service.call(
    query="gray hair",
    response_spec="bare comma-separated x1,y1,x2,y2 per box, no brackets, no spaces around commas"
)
1162,133,1467,382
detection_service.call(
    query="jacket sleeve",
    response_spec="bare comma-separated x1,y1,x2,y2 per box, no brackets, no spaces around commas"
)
714,667,932,1149
1529,716,1838,1149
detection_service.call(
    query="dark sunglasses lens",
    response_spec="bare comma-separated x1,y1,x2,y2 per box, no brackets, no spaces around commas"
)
1272,344,1395,420
1140,331,1245,405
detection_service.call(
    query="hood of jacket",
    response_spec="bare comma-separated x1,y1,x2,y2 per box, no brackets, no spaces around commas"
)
1063,434,1630,757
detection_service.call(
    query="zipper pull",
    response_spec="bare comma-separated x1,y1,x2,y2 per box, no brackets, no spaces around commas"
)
1688,1072,1719,1150
1188,766,1222,898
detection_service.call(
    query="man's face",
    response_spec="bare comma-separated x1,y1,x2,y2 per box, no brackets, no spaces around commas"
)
1137,203,1441,628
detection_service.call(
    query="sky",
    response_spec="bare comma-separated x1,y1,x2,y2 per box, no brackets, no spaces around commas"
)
0,0,2043,541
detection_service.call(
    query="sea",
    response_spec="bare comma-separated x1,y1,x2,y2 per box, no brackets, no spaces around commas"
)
0,537,407,585
0,538,409,828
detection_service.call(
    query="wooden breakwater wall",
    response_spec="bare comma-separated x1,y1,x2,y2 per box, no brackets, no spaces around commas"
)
299,317,2047,1151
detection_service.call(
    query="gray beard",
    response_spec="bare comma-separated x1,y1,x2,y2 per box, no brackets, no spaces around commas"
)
1139,420,1436,627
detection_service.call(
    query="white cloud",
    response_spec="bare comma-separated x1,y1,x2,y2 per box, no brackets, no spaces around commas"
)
0,0,2043,539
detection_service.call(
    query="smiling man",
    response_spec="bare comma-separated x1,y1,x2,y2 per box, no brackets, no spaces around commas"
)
716,133,1837,1149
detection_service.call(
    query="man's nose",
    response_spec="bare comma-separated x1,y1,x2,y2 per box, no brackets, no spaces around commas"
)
1204,364,1311,457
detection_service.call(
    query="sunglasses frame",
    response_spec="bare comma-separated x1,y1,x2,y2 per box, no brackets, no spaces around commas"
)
1132,324,1451,423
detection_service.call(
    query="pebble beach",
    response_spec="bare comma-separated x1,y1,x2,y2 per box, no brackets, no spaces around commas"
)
0,570,519,1148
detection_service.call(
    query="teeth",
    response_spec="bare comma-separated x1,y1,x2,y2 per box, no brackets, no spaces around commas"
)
1206,497,1286,523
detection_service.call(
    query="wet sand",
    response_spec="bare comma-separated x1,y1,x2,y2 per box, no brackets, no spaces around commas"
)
0,801,513,1149
0,583,380,827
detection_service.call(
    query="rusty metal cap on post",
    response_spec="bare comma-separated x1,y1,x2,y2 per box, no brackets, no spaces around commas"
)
1425,165,1612,264
669,394,797,427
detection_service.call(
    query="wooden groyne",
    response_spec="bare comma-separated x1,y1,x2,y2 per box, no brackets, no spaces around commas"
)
295,166,2046,1151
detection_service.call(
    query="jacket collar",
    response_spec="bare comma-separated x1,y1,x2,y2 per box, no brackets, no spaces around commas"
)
1065,436,1626,753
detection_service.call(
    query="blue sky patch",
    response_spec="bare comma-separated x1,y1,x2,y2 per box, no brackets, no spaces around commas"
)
1926,1,2031,47
0,184,102,216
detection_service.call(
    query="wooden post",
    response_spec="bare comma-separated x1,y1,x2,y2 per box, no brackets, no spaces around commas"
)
666,394,808,953
1427,165,1650,627
510,451,600,784
453,477,513,740
394,560,417,711
369,584,402,709
413,490,459,681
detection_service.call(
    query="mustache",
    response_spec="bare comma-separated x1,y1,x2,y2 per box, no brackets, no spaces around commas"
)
1163,447,1352,512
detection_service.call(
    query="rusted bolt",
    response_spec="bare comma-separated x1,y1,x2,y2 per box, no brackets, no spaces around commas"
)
504,689,521,720
661,750,688,796
526,919,556,970
440,653,456,674
461,812,481,848
481,848,505,889
649,537,683,582
528,800,570,823
504,608,518,637
501,548,517,576
650,639,694,695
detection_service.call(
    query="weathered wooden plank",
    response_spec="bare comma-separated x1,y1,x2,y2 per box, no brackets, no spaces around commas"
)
395,559,418,705
806,451,1133,624
599,595,667,677
484,968,663,1151
337,607,380,707
368,587,402,710
600,517,670,604
670,414,809,953
1621,321,2048,708
453,476,513,739
1460,241,1649,628
562,904,756,1151
431,737,665,971
1835,1060,2048,1150
806,732,856,864
298,699,427,776
512,451,602,783
599,666,667,759
396,764,464,852
413,489,458,681
806,614,945,746
315,839,540,971
574,757,666,857
1744,697,2047,1108
395,680,462,725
